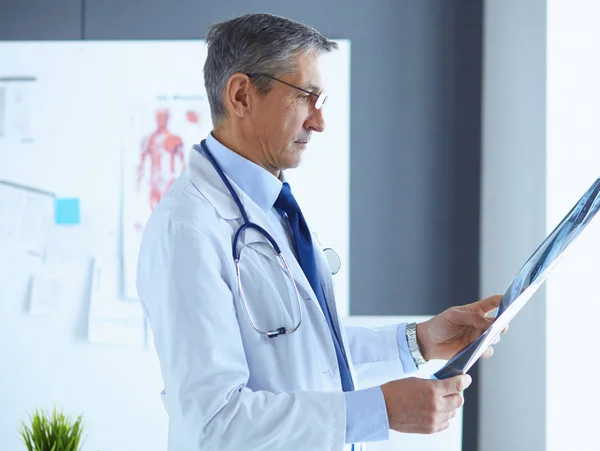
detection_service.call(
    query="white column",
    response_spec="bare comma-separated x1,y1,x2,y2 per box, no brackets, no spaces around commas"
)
481,1,600,450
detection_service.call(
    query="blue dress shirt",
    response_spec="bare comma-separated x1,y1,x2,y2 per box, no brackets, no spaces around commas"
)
203,133,418,444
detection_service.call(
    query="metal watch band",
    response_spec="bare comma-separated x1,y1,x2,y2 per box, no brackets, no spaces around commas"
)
406,322,427,367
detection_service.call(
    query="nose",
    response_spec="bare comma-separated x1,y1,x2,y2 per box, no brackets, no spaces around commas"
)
305,104,326,133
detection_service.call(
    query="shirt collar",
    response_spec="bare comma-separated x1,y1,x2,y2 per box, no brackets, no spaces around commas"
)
204,132,282,213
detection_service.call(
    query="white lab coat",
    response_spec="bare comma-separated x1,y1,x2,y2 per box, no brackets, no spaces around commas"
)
137,148,413,451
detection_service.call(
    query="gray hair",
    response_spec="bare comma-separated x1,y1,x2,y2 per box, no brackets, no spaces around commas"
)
203,13,338,125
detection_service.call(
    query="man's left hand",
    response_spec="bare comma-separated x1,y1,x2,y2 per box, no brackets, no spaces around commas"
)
416,295,505,361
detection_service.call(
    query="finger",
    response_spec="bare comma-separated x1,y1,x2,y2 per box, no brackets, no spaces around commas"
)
438,374,472,395
486,308,499,320
440,421,451,431
481,346,495,359
470,294,503,315
417,416,453,434
454,309,494,331
433,410,457,424
501,324,509,334
422,418,452,434
440,393,464,412
433,421,450,434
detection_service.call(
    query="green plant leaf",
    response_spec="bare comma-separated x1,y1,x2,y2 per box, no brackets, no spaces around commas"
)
18,406,86,451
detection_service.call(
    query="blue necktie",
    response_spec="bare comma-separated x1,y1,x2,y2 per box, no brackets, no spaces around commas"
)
275,182,355,392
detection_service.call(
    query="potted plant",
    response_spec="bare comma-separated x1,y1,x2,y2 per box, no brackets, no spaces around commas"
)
19,406,86,451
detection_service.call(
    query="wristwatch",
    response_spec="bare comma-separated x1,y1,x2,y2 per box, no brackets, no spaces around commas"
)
406,322,428,367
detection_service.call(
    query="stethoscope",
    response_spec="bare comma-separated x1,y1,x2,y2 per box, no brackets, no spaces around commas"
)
197,140,341,338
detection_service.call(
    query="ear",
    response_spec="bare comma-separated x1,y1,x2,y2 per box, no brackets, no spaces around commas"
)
224,73,253,119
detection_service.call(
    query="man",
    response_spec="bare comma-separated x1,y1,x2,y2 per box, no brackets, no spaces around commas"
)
137,13,501,451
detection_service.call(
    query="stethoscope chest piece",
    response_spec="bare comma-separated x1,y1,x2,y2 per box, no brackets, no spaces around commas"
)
323,248,341,275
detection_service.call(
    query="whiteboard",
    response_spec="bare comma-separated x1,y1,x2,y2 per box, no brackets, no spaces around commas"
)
0,39,350,313
0,40,350,451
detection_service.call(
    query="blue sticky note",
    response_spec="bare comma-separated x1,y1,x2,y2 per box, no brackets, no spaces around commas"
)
54,198,80,225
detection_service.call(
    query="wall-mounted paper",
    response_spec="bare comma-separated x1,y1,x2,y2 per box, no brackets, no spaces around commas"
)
28,268,64,315
54,198,80,225
0,76,36,144
87,258,145,346
0,180,54,257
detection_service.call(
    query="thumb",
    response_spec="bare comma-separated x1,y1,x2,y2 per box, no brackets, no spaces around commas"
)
438,374,472,395
454,309,494,331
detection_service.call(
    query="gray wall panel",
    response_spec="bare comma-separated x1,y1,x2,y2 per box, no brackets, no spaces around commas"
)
0,0,82,40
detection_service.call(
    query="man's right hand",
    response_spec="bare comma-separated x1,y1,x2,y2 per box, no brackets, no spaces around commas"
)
380,375,471,434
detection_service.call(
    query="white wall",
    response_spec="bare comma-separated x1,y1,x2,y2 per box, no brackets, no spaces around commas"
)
481,1,600,450
546,2,600,451
0,247,168,451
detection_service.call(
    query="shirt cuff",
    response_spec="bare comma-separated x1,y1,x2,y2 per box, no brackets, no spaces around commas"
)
397,323,419,373
344,387,389,444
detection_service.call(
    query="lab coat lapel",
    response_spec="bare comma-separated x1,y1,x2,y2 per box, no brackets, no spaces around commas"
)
187,147,326,321
312,236,343,339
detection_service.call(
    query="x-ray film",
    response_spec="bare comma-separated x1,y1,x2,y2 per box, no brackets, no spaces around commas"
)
433,178,600,380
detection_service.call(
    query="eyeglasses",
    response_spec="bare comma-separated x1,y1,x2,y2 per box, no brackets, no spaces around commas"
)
245,73,328,110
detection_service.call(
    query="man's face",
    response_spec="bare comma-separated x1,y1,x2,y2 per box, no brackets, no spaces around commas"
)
248,53,326,173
